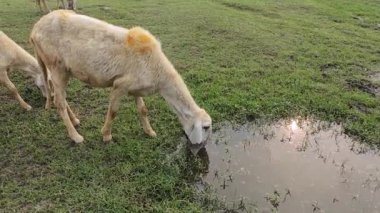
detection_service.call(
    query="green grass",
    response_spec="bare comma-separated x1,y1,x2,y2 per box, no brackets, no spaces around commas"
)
1,0,380,211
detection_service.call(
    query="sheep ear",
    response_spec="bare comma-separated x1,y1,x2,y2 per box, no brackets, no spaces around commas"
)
189,121,203,144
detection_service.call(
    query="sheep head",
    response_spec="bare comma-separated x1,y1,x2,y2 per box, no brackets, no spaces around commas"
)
183,108,212,150
34,73,48,98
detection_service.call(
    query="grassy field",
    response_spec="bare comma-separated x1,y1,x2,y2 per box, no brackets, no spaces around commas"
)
1,0,380,211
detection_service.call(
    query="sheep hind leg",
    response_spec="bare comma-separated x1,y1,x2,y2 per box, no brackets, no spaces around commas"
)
51,68,83,143
135,97,156,137
0,69,32,111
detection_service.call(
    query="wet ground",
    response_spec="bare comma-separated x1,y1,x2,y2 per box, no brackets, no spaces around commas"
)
370,73,380,84
196,119,380,212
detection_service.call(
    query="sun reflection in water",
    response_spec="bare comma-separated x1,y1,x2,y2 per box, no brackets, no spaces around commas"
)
290,120,298,131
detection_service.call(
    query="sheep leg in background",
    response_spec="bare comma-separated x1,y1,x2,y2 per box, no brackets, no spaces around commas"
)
51,67,83,143
41,0,50,12
57,0,66,9
65,99,80,126
0,68,32,111
35,0,41,11
135,97,156,137
67,0,76,10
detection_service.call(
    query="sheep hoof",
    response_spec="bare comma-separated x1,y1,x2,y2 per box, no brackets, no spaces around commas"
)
45,102,51,110
146,130,157,137
72,134,84,143
103,134,112,143
72,118,80,126
24,105,32,111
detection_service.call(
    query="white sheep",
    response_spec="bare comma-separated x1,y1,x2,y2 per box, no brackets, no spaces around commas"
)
30,10,212,145
0,31,48,110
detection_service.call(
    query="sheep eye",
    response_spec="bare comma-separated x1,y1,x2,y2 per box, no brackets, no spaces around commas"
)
203,126,210,131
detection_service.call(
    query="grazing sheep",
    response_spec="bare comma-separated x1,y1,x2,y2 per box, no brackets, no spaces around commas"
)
30,10,212,145
0,31,48,110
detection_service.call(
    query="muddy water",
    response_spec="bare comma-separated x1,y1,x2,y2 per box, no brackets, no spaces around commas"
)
200,119,380,212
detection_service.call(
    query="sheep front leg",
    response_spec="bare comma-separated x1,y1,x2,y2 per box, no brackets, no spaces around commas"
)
51,70,83,143
101,87,125,142
0,69,32,111
135,97,156,137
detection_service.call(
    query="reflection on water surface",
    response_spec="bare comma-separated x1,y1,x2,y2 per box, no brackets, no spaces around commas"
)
198,119,380,212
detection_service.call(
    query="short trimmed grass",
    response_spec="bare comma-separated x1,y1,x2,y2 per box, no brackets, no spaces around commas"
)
1,0,379,211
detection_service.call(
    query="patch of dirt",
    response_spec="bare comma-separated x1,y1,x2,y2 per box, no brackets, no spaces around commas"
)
281,4,315,14
221,2,262,12
375,24,380,31
221,2,281,18
319,62,373,77
320,63,368,73
319,63,339,77
349,101,371,114
352,15,378,30
369,73,380,84
352,16,365,22
207,28,246,41
346,79,378,96
347,63,369,72
0,94,14,102
332,18,344,23
21,200,54,212
320,63,339,71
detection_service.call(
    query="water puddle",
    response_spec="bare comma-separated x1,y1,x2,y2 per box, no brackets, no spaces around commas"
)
197,119,380,212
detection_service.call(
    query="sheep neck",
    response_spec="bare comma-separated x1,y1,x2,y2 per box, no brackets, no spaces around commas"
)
15,50,41,79
159,68,200,124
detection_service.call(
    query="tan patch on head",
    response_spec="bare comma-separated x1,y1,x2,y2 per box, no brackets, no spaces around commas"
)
125,27,158,54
